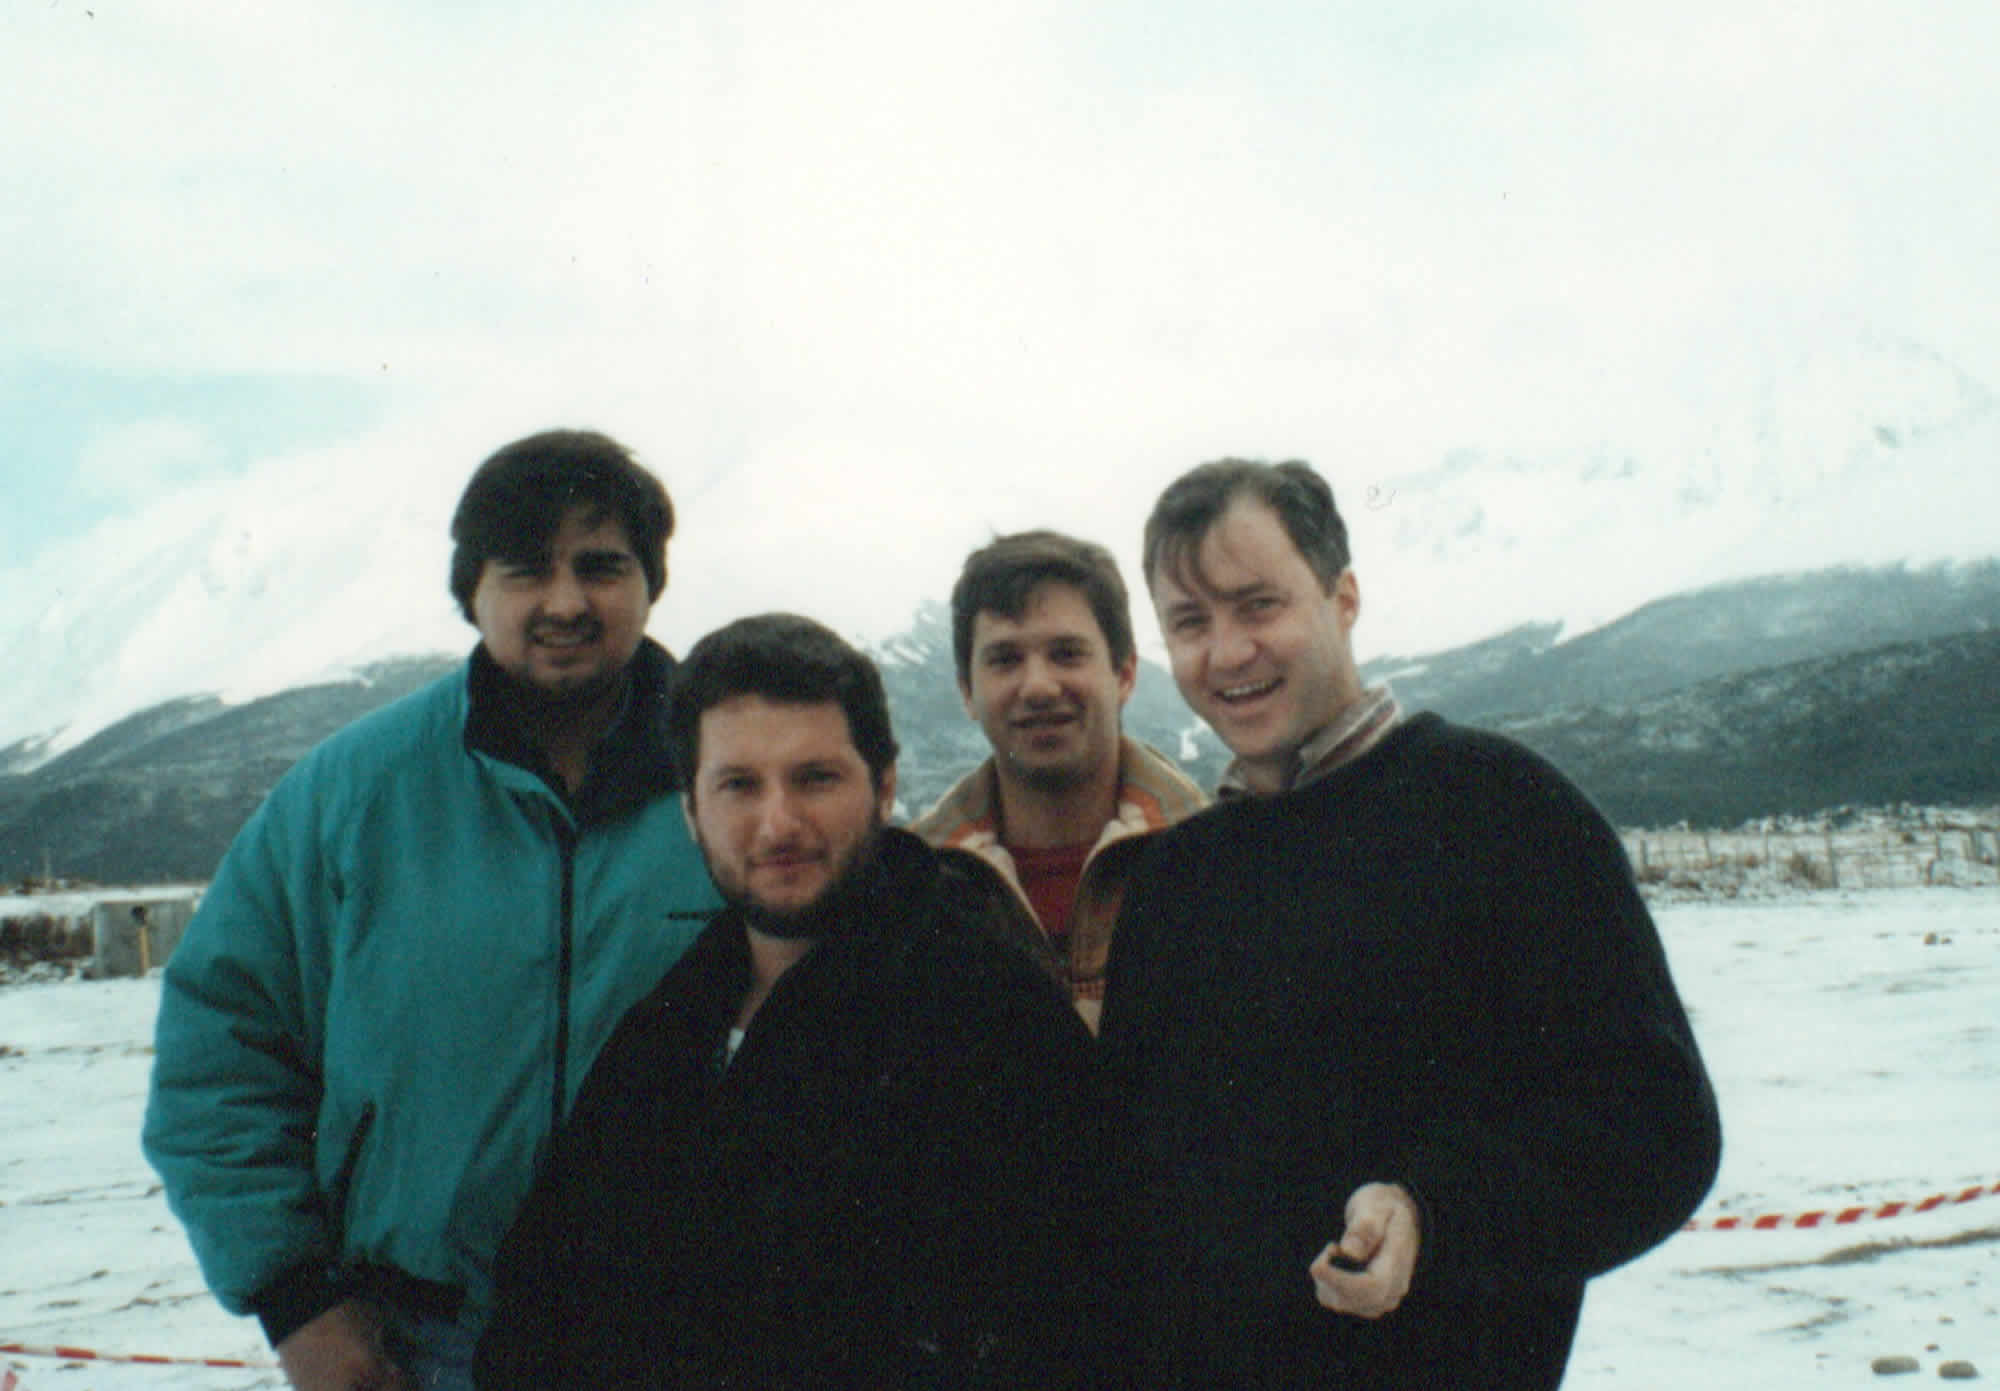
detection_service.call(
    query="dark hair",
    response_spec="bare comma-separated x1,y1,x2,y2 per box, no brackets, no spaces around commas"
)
948,530,1136,686
448,429,675,621
1141,458,1350,594
668,613,899,790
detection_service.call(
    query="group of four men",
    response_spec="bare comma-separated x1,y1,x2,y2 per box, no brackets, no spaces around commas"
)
142,430,1722,1389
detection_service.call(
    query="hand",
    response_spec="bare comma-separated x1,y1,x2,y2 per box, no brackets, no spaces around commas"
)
275,1300,413,1391
1309,1181,1421,1320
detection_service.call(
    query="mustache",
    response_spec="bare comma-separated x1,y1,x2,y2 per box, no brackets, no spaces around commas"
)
529,617,602,638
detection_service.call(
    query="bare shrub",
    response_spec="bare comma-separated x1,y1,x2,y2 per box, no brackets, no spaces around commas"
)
1782,852,1834,889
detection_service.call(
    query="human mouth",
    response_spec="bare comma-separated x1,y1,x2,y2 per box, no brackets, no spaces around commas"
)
1013,711,1078,731
531,623,600,649
1216,678,1280,705
753,849,821,872
1012,712,1082,749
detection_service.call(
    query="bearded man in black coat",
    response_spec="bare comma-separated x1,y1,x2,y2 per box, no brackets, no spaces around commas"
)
477,614,1118,1390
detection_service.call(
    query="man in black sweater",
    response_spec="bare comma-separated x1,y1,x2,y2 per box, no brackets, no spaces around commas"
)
1099,459,1721,1389
476,614,1114,1389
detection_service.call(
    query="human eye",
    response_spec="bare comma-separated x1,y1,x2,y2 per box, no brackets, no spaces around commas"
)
1050,642,1089,666
576,553,634,583
982,646,1021,671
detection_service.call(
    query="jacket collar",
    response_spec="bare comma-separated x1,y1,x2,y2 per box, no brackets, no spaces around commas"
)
1216,683,1402,800
461,637,682,826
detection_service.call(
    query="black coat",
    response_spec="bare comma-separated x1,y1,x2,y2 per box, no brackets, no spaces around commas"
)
476,828,1119,1390
1099,714,1722,1390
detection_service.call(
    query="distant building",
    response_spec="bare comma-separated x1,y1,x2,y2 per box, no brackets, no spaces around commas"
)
88,893,200,976
2,890,203,979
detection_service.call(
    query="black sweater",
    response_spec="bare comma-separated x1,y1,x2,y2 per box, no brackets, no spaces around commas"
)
476,829,1117,1390
1099,713,1721,1390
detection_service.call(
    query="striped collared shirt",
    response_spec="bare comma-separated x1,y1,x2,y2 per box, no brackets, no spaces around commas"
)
1216,685,1403,800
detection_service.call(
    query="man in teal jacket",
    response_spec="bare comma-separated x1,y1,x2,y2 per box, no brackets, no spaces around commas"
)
143,430,721,1391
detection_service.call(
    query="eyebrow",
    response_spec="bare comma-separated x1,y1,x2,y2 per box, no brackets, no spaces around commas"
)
980,632,1093,652
1165,578,1274,610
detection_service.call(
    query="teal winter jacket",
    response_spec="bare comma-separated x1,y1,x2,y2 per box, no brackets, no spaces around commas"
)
143,640,719,1341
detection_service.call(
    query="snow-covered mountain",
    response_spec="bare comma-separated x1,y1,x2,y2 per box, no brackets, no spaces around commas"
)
3,329,1995,771
0,453,470,772
1359,330,2000,653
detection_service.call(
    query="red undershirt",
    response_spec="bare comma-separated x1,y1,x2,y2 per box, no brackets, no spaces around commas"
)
1008,841,1093,950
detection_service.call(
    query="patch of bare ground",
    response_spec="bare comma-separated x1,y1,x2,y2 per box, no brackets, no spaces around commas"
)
1691,1225,2000,1277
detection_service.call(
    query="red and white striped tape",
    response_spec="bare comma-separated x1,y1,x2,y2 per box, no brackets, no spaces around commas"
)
0,1341,272,1370
1684,1179,2000,1232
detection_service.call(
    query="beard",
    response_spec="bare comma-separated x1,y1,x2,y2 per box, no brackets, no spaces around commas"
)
516,623,627,705
711,810,886,942
488,635,633,734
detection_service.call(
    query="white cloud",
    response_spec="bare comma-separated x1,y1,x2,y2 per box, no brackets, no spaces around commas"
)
3,0,1996,740
10,0,1997,403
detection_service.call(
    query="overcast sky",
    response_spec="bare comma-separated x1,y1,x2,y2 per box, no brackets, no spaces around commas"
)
5,0,1997,685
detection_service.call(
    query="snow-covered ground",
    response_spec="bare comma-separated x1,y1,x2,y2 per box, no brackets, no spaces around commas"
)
2,887,1995,1388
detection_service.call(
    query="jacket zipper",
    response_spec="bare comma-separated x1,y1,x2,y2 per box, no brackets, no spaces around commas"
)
552,819,578,1139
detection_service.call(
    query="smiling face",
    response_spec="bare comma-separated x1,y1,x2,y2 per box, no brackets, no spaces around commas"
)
960,581,1137,795
1152,497,1364,796
686,695,897,932
469,504,654,708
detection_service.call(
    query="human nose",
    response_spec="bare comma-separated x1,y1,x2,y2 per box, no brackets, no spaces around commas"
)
539,565,588,617
752,788,806,844
1020,655,1062,702
1210,616,1257,672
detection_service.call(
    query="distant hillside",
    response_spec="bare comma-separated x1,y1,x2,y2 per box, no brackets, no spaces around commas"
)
0,626,1216,885
1366,559,2000,720
4,562,1997,884
0,656,460,884
1494,629,2000,828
